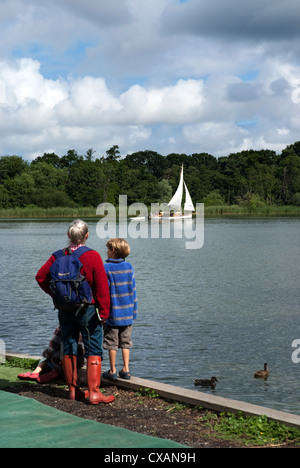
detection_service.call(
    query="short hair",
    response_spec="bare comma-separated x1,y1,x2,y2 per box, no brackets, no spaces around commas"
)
68,219,89,245
106,238,131,258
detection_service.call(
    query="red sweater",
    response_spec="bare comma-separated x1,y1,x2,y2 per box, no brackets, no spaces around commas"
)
36,249,110,321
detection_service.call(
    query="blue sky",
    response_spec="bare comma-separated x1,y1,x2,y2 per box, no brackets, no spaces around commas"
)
0,0,300,160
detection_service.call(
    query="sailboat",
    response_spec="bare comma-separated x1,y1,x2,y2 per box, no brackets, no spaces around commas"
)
148,165,195,220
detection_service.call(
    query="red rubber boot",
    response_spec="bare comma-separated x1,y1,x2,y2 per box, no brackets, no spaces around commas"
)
87,356,115,405
62,355,88,401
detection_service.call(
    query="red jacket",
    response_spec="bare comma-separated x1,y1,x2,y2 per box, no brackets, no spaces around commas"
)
36,249,110,321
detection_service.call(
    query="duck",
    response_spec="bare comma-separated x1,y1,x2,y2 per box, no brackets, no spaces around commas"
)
254,363,269,379
193,376,218,389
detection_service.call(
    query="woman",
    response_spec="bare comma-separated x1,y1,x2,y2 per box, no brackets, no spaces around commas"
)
36,219,114,405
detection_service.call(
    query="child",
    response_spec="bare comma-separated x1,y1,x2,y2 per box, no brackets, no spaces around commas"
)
103,238,137,380
18,327,85,384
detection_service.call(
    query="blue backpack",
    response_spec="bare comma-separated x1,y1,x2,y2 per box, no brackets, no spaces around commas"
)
49,246,93,312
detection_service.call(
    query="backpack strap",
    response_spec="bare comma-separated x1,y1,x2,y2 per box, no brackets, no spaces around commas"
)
52,246,92,259
71,246,92,258
52,249,65,259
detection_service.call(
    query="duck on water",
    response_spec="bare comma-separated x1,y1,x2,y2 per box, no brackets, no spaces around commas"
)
254,363,270,379
193,377,218,389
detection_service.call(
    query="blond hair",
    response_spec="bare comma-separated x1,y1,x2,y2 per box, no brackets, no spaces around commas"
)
106,238,131,258
68,219,89,245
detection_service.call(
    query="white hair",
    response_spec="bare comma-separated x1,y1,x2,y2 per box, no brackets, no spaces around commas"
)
68,219,89,245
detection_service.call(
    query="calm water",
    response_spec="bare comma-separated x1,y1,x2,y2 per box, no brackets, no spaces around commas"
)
0,217,299,415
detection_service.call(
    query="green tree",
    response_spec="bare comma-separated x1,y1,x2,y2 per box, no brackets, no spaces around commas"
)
32,152,61,168
31,189,75,208
154,179,173,204
85,148,96,161
203,190,226,206
278,144,300,203
0,155,28,181
0,185,9,208
29,162,68,192
59,150,83,169
66,159,105,207
3,172,35,207
105,145,121,162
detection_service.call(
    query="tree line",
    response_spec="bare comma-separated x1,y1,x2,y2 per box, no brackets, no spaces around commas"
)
0,142,300,209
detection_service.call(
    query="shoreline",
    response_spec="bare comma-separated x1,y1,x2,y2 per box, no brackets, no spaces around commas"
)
5,352,300,431
0,207,299,220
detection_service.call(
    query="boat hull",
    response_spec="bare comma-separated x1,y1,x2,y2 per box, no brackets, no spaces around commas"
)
130,214,193,221
149,214,193,220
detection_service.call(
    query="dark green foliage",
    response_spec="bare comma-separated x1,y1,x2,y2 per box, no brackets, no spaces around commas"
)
0,143,300,209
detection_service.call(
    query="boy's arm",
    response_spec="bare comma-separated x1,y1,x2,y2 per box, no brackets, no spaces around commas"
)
103,264,111,288
90,252,110,321
132,273,138,320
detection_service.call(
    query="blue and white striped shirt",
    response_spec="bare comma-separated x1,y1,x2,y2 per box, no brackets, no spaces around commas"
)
104,258,138,327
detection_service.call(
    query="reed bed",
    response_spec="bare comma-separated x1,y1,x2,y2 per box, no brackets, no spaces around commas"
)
0,206,97,219
204,204,300,216
0,204,299,219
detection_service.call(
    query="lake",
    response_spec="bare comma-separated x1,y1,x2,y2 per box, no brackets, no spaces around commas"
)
0,216,299,415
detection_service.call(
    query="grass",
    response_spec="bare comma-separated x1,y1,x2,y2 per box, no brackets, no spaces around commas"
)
135,387,160,399
161,404,300,447
210,411,300,447
0,204,299,219
204,204,300,216
3,356,40,369
0,206,97,219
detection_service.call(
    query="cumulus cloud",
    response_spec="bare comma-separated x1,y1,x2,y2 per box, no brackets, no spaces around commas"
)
0,59,205,158
0,55,300,159
0,0,300,159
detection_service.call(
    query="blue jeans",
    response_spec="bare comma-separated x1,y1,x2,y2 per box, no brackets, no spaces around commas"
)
58,305,103,358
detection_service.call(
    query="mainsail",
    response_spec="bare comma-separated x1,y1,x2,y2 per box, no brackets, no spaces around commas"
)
168,166,195,212
168,166,183,211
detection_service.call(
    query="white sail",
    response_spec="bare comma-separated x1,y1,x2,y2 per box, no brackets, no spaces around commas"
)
184,182,195,212
168,165,183,211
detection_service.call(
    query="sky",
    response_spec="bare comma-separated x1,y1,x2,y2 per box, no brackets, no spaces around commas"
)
1,0,300,161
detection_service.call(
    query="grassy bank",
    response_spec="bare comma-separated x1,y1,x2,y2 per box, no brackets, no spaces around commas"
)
0,206,97,219
204,204,300,216
0,204,300,219
2,357,300,447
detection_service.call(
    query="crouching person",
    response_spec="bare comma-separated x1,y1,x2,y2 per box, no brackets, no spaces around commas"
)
36,219,114,405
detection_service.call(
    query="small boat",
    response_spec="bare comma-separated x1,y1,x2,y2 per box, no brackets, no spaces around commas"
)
193,376,218,389
149,165,195,220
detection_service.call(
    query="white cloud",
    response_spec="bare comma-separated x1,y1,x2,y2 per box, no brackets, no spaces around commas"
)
0,55,300,159
119,79,204,124
0,0,300,158
0,58,67,108
0,59,204,158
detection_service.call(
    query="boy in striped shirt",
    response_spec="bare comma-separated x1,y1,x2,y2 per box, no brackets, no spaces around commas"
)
103,238,137,380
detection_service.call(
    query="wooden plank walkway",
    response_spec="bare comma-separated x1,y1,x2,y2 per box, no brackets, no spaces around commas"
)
7,353,300,430
99,374,300,430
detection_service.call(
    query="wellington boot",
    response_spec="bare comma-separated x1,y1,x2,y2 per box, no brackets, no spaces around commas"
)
87,356,115,405
37,369,59,384
62,355,88,401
